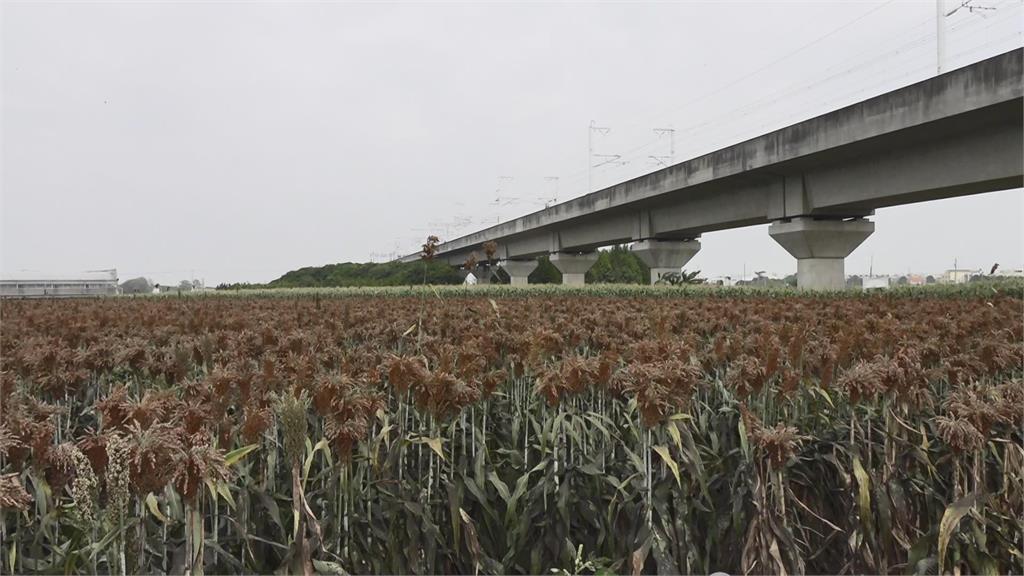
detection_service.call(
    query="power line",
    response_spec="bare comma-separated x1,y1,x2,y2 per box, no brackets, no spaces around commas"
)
443,1,913,221
588,120,626,192
674,2,1022,158
529,1,911,196
620,0,900,135
555,1,1019,199
648,127,675,168
420,1,1019,245
600,0,1017,176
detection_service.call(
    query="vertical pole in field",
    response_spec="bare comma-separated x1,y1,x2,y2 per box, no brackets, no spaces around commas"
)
650,127,675,168
543,176,559,207
589,121,615,192
936,0,945,74
588,120,594,193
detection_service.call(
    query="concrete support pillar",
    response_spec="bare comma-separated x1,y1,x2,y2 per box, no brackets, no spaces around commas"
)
549,252,598,286
499,259,538,286
631,239,701,284
769,217,874,291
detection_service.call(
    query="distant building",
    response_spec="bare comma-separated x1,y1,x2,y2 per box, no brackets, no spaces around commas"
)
154,279,208,295
993,267,1024,278
737,273,787,288
0,269,119,298
943,269,981,284
862,276,891,290
707,276,737,287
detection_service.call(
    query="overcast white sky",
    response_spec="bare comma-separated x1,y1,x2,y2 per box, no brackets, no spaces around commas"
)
2,1,1022,286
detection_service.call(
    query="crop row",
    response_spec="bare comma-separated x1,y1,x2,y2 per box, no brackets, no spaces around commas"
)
0,293,1021,574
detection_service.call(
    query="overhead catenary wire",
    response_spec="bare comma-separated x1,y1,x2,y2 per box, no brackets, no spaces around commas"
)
699,27,1023,162
668,2,1023,158
404,1,918,236
407,1,1022,253
614,0,902,136
574,0,1019,187
549,1,1021,203
645,7,1023,172
540,0,918,192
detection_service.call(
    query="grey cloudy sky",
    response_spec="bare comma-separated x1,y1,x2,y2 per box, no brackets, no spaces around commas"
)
2,0,1021,286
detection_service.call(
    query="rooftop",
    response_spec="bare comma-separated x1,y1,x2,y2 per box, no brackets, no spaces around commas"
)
0,269,118,283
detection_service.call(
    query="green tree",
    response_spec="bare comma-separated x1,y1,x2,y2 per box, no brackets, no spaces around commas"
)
586,245,649,284
529,256,562,284
658,269,707,286
268,260,462,288
120,277,153,294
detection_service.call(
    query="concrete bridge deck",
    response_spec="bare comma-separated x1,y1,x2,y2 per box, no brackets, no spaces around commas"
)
402,49,1023,289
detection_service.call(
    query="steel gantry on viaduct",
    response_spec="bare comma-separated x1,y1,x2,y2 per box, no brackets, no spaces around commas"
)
402,49,1023,290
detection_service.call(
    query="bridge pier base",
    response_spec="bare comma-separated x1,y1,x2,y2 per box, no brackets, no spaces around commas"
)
631,239,701,284
769,217,874,291
549,252,598,286
500,260,538,286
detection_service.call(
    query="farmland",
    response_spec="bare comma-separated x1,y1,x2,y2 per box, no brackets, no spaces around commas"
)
0,285,1021,575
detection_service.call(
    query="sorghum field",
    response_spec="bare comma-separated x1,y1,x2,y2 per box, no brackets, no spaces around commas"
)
1,287,1021,575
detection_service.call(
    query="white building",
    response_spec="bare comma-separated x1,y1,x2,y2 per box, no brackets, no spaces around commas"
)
993,267,1024,278
943,269,981,284
0,269,119,298
862,276,891,290
707,275,738,286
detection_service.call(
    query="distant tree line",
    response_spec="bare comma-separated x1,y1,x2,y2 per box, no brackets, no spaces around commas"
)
217,245,688,289
216,282,268,291
265,260,464,288
120,277,154,294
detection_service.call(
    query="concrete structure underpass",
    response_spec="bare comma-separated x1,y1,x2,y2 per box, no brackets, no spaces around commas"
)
768,218,874,291
631,239,702,285
403,50,1023,290
499,260,538,286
